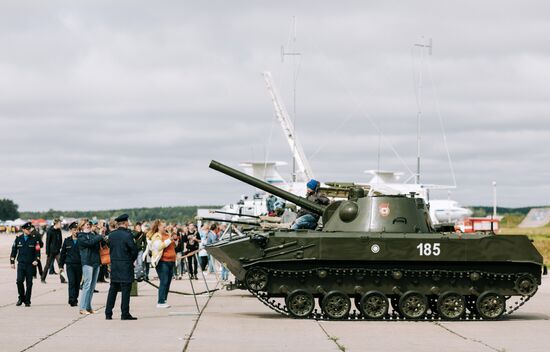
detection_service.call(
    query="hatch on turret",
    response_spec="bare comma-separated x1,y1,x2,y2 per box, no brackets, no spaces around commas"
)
322,195,433,233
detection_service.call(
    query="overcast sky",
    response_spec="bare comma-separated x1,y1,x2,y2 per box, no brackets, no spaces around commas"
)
1,1,549,211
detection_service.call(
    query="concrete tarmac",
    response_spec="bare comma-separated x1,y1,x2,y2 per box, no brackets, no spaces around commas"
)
0,233,548,352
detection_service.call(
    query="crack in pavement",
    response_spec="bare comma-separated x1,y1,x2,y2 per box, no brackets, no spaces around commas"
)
434,322,504,352
20,304,106,352
317,322,347,352
182,281,220,352
0,288,59,309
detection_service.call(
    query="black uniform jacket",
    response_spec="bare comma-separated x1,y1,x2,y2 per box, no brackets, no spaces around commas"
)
59,237,81,267
10,235,41,264
31,229,44,248
133,231,147,251
108,227,139,283
46,226,63,255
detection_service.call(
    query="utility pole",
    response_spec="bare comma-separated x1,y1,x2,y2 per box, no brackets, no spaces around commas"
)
413,37,432,184
492,181,497,218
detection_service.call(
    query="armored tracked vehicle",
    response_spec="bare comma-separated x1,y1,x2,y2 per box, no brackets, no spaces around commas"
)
206,160,545,320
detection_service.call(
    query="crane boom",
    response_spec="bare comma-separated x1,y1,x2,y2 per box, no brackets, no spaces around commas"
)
263,71,314,182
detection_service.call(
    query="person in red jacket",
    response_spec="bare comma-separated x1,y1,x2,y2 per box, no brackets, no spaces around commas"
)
147,220,176,308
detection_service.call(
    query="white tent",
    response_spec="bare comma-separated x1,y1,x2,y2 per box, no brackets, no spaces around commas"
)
12,219,27,226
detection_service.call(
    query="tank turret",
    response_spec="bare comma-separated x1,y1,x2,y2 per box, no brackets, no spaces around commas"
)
210,160,432,233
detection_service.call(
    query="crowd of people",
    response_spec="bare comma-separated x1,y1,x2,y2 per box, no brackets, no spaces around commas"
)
8,178,331,320
9,215,227,320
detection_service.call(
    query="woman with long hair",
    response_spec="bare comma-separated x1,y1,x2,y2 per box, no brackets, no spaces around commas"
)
148,220,176,308
77,218,104,315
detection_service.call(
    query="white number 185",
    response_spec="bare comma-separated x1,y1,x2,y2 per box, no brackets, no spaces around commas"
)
416,243,440,256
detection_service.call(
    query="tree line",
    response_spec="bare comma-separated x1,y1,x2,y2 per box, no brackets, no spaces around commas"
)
19,205,221,224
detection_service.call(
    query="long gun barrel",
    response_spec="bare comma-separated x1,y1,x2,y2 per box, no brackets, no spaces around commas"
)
198,217,261,227
209,160,326,215
210,210,260,219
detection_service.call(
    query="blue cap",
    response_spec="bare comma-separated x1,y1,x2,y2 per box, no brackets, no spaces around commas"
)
306,179,320,191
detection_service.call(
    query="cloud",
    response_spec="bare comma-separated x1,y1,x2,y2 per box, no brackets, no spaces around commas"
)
0,0,549,211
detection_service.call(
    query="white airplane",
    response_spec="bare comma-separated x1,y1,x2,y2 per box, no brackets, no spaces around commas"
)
428,199,473,224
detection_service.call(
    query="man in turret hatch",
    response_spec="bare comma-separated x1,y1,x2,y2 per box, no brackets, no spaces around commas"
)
291,179,330,230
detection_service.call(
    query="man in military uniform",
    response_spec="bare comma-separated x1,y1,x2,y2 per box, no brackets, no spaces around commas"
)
59,222,82,306
105,214,139,320
10,222,41,306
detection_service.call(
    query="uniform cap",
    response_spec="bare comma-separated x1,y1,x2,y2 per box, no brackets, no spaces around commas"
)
21,222,33,230
115,214,129,223
68,222,78,230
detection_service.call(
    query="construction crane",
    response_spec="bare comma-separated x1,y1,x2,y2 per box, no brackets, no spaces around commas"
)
262,71,313,183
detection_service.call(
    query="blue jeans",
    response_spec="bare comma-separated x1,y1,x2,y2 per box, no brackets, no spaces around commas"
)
208,254,215,273
291,214,318,230
221,264,229,281
79,265,99,311
155,261,174,304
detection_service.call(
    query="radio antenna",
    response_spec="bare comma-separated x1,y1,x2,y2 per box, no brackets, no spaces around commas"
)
412,37,432,184
280,16,302,182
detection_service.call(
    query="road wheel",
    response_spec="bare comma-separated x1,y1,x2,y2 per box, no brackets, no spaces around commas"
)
359,291,388,319
437,292,466,320
245,267,268,292
321,291,351,319
515,275,537,296
398,291,428,320
286,290,315,318
476,292,505,320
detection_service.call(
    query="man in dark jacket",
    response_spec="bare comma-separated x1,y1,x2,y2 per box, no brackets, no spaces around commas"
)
132,222,147,281
105,214,139,320
291,179,330,230
59,222,82,306
41,219,66,283
10,222,41,306
30,225,44,279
